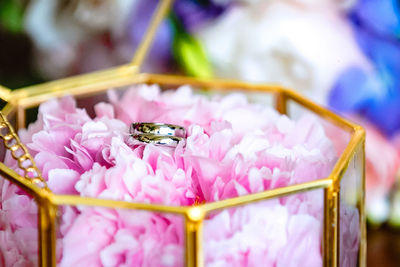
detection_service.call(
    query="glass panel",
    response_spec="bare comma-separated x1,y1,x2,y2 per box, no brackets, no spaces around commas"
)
287,98,352,163
55,205,184,267
0,175,39,266
287,98,312,122
203,189,324,266
339,144,363,267
287,98,353,157
208,90,275,108
0,99,8,112
75,89,125,119
25,106,39,127
4,111,16,132
0,111,40,267
247,91,275,107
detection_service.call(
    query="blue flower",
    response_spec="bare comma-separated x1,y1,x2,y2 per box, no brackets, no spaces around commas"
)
126,0,174,72
173,0,229,32
350,0,400,38
329,27,400,135
329,0,400,136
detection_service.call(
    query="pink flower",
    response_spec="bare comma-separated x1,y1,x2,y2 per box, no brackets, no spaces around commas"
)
99,211,184,267
0,229,37,267
340,204,360,267
0,180,38,267
276,213,322,267
59,208,117,267
204,200,322,267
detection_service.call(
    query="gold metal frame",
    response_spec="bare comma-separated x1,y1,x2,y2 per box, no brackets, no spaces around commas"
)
0,0,365,266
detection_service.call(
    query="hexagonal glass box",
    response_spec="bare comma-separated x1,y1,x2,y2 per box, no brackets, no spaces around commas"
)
0,1,365,266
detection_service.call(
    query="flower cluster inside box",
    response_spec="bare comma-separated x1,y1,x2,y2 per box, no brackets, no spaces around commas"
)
0,1,365,267
0,73,365,267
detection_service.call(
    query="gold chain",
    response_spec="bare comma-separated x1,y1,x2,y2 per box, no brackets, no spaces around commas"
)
0,112,48,189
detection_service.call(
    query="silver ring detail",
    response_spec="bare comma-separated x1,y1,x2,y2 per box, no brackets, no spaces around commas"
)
131,133,185,147
130,122,186,148
130,122,186,138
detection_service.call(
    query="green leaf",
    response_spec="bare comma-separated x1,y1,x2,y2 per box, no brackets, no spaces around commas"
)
173,32,213,79
0,0,24,33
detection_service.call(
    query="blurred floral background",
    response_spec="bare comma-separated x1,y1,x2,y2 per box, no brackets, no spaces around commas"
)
1,0,400,265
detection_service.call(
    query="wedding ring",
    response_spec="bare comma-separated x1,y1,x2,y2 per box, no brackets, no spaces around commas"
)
131,133,185,147
130,122,186,148
130,122,186,137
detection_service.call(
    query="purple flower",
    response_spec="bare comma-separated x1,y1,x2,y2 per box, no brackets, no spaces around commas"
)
329,1,400,136
126,0,174,72
173,0,229,32
350,0,400,38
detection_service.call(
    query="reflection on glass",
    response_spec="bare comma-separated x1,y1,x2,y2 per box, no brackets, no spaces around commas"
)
339,144,363,267
287,99,352,158
55,205,184,266
204,190,324,266
0,175,38,266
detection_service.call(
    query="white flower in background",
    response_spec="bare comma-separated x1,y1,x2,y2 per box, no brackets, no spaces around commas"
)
24,0,136,79
197,0,370,104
